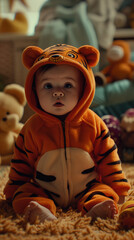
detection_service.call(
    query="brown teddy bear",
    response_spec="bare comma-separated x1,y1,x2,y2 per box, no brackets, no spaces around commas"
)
95,40,134,85
0,84,26,165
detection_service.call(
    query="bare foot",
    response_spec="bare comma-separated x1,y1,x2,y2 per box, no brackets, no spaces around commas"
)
24,201,57,224
86,200,117,221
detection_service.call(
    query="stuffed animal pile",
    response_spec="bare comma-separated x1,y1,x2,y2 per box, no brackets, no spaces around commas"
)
0,84,26,165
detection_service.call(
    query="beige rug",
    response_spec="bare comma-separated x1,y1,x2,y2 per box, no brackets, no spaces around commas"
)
0,164,134,240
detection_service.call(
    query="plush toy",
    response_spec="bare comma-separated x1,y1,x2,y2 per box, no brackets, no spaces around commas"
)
0,12,28,34
95,40,134,85
119,200,134,229
0,84,26,165
0,0,28,34
120,108,134,148
102,115,121,148
102,109,134,162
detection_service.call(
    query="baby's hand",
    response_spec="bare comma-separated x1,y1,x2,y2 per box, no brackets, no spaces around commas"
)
118,196,125,204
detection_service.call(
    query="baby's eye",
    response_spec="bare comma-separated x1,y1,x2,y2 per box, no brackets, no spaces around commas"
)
44,83,53,89
64,83,73,89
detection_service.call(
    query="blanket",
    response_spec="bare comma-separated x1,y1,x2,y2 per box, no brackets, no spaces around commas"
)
35,0,122,50
91,79,134,118
35,1,98,50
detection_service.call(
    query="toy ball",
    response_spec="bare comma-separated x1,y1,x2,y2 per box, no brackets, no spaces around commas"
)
102,115,121,147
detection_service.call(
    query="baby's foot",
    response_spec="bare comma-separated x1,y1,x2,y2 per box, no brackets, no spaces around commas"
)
86,200,117,221
24,201,57,224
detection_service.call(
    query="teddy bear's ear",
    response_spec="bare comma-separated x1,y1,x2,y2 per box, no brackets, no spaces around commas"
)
22,46,43,69
4,84,26,106
78,45,99,67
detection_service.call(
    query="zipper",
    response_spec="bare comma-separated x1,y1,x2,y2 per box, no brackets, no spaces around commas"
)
61,121,70,198
61,121,67,161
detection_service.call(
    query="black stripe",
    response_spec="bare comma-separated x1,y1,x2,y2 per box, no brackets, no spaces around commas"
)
30,182,40,188
81,166,95,174
104,170,122,177
113,179,128,182
30,194,38,198
43,189,60,206
83,206,88,213
12,191,23,201
84,191,106,203
11,159,31,167
36,171,56,182
108,196,114,200
19,133,33,153
44,189,60,198
96,130,105,139
12,167,32,178
49,50,64,53
107,160,121,165
25,147,33,154
81,59,88,69
70,50,78,55
86,179,99,188
102,131,110,140
97,144,117,164
9,180,26,186
19,133,24,141
75,179,99,199
15,143,28,157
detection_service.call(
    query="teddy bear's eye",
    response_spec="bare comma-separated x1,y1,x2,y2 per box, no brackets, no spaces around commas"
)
6,112,10,115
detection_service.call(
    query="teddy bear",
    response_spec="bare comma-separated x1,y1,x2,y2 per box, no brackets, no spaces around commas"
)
102,109,134,162
95,40,134,86
0,12,28,34
0,0,28,34
0,84,26,165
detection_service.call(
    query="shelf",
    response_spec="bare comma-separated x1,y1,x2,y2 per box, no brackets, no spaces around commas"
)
114,28,134,40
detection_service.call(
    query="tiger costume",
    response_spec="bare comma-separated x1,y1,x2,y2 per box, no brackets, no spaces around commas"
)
4,44,130,216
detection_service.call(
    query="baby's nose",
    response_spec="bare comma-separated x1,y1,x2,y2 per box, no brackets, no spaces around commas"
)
53,91,64,97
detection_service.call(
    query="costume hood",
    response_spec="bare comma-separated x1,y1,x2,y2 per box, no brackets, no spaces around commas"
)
22,44,99,122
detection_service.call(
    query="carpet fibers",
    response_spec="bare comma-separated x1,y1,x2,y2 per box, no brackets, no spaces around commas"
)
0,164,134,240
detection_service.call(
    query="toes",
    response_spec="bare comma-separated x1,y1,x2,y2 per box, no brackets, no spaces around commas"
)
104,200,117,218
86,200,117,220
28,201,38,208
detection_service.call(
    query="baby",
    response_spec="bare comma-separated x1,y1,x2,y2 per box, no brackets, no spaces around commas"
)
4,44,130,224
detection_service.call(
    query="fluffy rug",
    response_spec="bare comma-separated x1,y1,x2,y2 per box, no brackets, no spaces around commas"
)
0,164,134,240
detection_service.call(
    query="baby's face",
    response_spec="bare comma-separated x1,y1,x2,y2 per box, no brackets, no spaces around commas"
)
35,64,84,116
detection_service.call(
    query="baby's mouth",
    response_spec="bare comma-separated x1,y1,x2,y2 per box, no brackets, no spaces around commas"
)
53,102,64,107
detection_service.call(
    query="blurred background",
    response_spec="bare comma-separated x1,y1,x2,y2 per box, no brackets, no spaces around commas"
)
0,0,46,35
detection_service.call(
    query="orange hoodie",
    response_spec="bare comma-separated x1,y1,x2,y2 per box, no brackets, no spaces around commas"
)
4,44,130,210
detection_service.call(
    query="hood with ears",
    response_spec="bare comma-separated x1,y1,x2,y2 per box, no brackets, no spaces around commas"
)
22,44,99,122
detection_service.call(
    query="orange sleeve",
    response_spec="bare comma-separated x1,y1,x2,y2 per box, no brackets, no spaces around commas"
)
4,122,38,200
93,115,130,196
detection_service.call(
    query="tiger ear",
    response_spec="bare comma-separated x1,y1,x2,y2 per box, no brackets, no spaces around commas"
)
78,45,99,67
22,46,43,69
